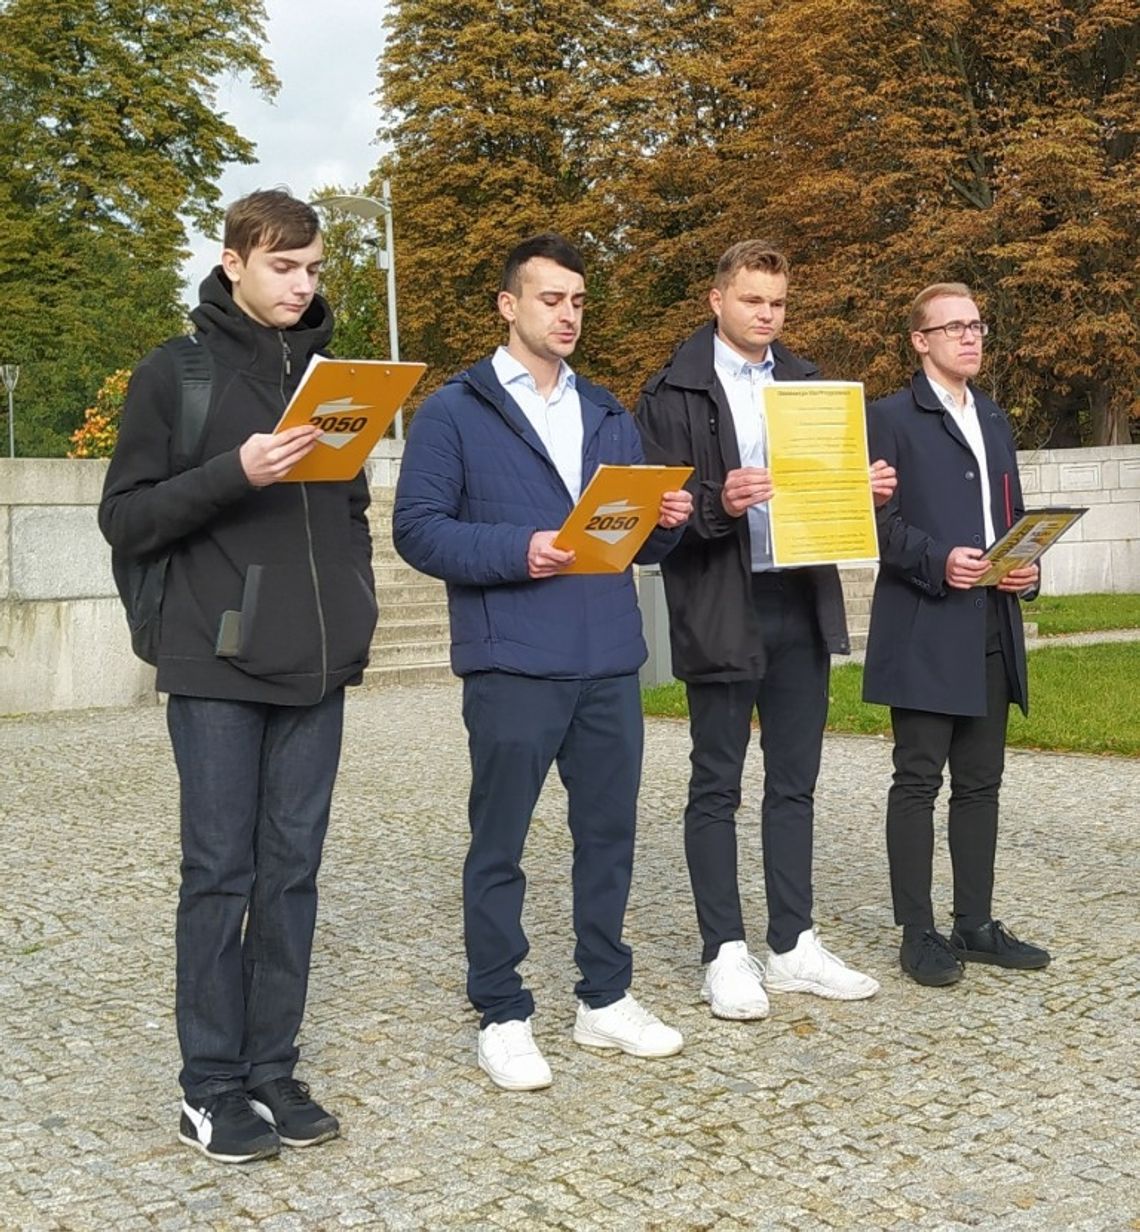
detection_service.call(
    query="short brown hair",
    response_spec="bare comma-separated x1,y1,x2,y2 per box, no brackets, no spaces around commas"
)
223,190,320,261
908,282,974,333
714,240,790,290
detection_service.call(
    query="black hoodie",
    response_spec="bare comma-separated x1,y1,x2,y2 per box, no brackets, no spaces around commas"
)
99,269,377,705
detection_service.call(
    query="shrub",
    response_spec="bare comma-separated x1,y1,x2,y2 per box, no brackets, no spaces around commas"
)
69,369,131,458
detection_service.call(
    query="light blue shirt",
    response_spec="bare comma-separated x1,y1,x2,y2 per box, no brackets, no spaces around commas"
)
492,346,584,501
713,332,776,571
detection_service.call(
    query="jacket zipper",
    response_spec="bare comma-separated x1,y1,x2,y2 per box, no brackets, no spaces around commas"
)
279,330,328,699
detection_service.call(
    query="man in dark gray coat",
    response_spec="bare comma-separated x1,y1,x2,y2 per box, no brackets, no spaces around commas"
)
864,281,1051,987
637,240,894,1021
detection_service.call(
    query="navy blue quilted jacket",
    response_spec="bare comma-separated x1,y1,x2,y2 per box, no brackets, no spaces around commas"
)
393,357,681,679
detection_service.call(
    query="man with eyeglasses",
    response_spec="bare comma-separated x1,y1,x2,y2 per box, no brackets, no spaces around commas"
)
863,282,1050,987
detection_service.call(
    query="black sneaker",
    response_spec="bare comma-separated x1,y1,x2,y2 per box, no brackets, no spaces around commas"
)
950,919,1051,969
179,1090,281,1163
248,1077,340,1147
900,929,964,987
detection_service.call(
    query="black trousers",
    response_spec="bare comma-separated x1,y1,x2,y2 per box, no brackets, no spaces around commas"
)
461,671,642,1028
886,594,1012,929
684,571,829,960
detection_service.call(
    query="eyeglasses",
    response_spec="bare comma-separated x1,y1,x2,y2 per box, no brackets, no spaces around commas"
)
917,320,990,338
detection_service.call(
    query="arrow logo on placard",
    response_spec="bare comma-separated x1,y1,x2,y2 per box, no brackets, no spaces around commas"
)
313,397,371,416
585,499,644,544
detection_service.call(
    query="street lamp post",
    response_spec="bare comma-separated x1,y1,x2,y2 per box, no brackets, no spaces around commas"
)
311,183,404,440
1,364,18,459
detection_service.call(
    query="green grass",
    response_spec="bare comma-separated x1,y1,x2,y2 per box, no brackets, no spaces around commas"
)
1023,591,1140,635
644,642,1140,757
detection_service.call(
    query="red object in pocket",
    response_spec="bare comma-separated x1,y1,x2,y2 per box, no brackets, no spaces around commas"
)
1003,473,1012,529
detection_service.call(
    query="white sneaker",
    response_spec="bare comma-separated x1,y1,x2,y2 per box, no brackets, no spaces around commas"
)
477,1018,553,1091
701,940,770,1020
765,927,880,1001
573,994,683,1058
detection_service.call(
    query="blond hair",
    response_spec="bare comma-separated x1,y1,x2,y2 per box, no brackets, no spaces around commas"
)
908,282,974,333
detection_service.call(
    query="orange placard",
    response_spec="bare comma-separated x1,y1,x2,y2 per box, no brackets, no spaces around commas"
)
553,464,693,574
273,357,426,482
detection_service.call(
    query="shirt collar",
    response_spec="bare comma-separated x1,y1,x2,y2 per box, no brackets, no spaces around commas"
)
927,374,975,417
713,331,774,379
493,345,576,397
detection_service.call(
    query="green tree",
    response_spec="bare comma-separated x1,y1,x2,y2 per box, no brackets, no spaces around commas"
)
376,0,643,402
0,0,278,454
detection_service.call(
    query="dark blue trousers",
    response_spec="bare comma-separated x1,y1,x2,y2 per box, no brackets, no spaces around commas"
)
461,671,642,1027
166,690,344,1100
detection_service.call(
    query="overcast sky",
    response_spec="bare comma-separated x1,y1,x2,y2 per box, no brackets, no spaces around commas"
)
182,0,387,305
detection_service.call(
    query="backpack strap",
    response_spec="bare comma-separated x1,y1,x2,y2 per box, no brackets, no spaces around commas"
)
165,334,213,471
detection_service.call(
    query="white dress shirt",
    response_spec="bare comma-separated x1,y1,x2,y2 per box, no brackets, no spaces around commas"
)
927,376,995,547
492,346,584,501
713,332,776,571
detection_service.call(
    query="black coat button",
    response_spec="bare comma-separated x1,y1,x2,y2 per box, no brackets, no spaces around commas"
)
965,470,976,480
974,597,984,608
972,534,981,544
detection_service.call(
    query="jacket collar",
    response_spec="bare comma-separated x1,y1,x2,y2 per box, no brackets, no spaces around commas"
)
189,267,334,380
661,320,817,390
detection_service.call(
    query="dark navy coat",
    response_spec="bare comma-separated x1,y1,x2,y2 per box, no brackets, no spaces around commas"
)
393,357,681,679
862,371,1030,716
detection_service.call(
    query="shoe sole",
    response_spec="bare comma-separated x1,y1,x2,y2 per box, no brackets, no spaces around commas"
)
477,1057,552,1091
178,1131,280,1164
701,990,769,1020
248,1101,340,1147
572,1027,683,1058
900,963,964,987
953,951,1051,970
763,976,880,1001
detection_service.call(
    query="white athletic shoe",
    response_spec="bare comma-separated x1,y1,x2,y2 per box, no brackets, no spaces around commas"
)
765,927,880,1001
573,994,684,1058
477,1018,553,1091
701,940,770,1020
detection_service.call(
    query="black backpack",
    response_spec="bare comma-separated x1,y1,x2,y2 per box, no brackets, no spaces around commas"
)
111,335,213,666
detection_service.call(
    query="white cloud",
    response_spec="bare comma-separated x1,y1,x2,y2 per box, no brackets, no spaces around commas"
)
182,0,388,305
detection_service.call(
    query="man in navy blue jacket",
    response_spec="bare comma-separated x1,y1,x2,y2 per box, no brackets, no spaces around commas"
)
864,282,1050,987
394,234,692,1091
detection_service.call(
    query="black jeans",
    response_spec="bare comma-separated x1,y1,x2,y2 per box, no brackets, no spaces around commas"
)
461,672,642,1027
886,597,1012,929
166,690,345,1100
684,571,829,960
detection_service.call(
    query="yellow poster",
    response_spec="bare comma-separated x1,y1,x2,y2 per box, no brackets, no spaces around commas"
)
273,357,426,482
974,507,1086,587
553,464,694,574
764,381,878,567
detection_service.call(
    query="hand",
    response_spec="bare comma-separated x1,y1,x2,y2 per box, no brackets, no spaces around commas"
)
527,530,575,579
240,425,321,487
945,546,990,590
870,459,897,508
657,489,693,529
997,562,1039,593
721,467,773,517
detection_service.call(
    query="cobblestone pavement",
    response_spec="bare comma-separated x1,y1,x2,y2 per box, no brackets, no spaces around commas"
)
2,684,1137,1231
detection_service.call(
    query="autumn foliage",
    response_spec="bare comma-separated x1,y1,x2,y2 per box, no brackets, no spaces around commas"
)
376,0,1139,446
68,370,131,459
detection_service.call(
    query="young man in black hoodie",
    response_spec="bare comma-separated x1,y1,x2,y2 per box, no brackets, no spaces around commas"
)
100,191,377,1163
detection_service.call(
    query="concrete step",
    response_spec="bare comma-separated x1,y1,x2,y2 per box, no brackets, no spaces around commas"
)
377,598,449,623
376,580,450,606
371,618,450,647
361,661,454,688
367,638,456,668
374,559,441,584
844,596,871,619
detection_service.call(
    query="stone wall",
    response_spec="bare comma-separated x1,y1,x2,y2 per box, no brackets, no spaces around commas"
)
2,442,1137,714
1018,445,1140,594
